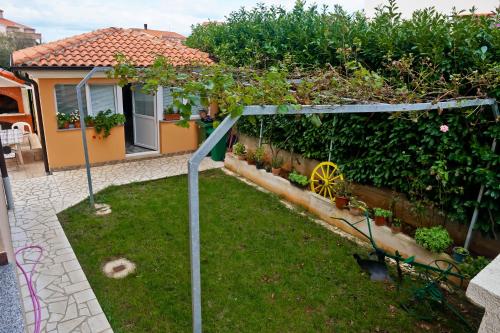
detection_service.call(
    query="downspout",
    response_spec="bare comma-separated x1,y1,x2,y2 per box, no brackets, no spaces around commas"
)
18,74,50,174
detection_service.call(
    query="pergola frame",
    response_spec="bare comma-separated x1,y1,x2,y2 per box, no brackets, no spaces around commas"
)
74,68,497,333
187,98,498,333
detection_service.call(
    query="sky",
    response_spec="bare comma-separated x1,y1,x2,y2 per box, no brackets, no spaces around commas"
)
2,0,365,42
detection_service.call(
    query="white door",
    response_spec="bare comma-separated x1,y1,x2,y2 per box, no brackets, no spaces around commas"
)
133,87,157,150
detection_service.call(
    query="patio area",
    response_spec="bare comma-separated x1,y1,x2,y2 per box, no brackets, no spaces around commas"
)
8,154,223,333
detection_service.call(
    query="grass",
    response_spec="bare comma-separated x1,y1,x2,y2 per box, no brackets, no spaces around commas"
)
58,169,479,332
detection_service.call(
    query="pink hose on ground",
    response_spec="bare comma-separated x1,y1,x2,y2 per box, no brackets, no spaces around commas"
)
15,245,43,333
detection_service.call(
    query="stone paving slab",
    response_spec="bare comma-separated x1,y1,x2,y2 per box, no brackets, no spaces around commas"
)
9,154,223,332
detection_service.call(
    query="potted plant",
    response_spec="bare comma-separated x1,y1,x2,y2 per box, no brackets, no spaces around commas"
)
391,218,402,234
373,208,392,226
255,147,265,169
56,112,70,129
84,115,94,127
271,156,283,175
349,197,367,216
232,143,246,160
332,179,351,209
70,111,81,128
163,106,181,121
452,246,469,263
288,170,309,189
414,226,453,253
93,110,126,138
246,150,256,165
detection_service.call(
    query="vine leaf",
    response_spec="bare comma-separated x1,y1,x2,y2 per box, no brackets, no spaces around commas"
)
277,104,288,114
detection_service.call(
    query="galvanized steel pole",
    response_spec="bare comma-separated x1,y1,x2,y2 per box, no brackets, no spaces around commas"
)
76,67,112,207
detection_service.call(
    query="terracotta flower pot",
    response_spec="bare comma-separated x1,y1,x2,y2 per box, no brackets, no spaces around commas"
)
237,155,246,160
74,122,81,128
391,225,401,234
335,196,349,209
374,216,386,226
164,114,181,121
63,122,70,129
271,167,281,176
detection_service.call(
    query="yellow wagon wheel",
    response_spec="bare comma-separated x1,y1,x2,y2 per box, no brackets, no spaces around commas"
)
310,162,343,201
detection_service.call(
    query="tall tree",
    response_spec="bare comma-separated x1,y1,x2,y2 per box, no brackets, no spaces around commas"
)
0,32,37,68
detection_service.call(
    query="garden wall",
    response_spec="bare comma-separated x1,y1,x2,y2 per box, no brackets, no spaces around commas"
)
237,133,500,257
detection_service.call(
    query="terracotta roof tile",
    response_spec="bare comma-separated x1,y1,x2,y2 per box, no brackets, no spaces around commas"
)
12,27,213,68
0,68,25,84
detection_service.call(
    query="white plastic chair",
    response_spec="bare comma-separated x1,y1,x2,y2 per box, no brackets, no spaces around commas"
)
12,122,32,134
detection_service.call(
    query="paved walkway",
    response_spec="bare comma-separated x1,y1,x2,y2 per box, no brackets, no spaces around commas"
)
9,154,223,333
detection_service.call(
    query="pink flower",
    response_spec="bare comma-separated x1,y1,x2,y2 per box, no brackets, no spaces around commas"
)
440,125,449,133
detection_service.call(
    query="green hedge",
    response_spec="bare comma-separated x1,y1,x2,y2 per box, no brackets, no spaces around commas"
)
238,109,499,234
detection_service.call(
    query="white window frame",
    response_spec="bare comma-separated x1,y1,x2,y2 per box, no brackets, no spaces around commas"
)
160,86,202,121
54,83,123,117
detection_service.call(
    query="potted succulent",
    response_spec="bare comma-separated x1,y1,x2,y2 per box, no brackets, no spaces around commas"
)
57,112,70,129
255,147,265,169
349,197,367,216
163,106,181,121
232,143,246,160
271,156,283,175
373,208,392,226
332,179,351,209
288,170,309,189
246,150,256,165
391,218,402,234
452,246,469,263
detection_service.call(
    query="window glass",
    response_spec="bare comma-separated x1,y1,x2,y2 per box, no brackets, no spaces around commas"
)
89,85,116,115
55,84,86,115
162,87,204,116
134,87,155,117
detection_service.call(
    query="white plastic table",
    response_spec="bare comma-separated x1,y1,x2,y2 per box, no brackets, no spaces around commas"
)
0,129,24,164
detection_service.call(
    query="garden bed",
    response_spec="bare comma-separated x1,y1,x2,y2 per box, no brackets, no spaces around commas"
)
58,169,481,332
225,154,452,266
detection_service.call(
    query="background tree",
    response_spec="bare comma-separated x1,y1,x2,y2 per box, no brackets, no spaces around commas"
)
0,32,37,68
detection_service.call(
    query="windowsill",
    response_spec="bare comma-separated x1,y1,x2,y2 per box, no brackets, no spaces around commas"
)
0,113,29,117
56,124,124,132
160,116,200,123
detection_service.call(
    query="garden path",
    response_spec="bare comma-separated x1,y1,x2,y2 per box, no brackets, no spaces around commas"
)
8,154,223,333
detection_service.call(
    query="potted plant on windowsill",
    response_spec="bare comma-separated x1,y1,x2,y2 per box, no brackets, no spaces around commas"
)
56,112,70,129
452,246,469,263
93,110,126,138
70,110,81,128
373,208,392,226
232,142,246,160
391,218,402,234
332,179,351,209
288,170,309,189
271,155,283,175
84,115,94,127
255,146,265,169
163,106,181,121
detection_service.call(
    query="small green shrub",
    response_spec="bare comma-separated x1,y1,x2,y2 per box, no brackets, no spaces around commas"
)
459,256,490,279
233,143,246,156
246,150,255,163
271,156,283,168
92,110,126,137
332,179,352,198
392,218,402,227
415,226,452,253
254,147,265,162
288,171,309,187
454,247,469,255
374,208,392,218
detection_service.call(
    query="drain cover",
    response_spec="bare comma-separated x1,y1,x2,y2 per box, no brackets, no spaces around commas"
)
103,258,136,279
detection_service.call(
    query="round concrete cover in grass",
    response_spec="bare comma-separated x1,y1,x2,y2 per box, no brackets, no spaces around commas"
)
103,258,136,279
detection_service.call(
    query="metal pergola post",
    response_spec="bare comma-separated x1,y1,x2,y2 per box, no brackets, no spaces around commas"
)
187,98,497,333
76,66,113,207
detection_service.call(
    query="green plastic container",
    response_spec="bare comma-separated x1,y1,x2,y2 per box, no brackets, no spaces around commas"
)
197,121,214,145
211,132,229,161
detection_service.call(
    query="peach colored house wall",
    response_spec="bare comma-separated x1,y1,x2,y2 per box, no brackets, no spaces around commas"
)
160,120,199,154
38,77,126,170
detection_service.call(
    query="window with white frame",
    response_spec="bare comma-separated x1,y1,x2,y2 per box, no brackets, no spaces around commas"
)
54,84,118,117
162,87,205,117
54,84,87,115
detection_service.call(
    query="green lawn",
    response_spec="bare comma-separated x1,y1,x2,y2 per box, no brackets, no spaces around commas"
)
58,169,479,332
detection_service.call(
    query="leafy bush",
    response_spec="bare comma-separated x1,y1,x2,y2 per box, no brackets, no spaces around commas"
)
271,156,283,168
254,147,265,162
233,143,246,156
415,226,452,253
332,179,352,198
246,150,255,163
459,256,490,279
374,208,392,218
288,171,309,187
91,110,126,138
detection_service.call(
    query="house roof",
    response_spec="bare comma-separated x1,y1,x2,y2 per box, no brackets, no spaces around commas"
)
0,17,31,29
0,68,27,87
12,27,213,68
133,28,186,42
